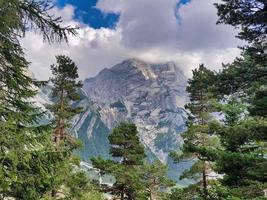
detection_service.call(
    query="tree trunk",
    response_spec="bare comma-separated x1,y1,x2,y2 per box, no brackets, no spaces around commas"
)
120,187,124,200
200,90,208,197
59,88,64,141
53,88,65,144
51,189,56,197
202,161,208,198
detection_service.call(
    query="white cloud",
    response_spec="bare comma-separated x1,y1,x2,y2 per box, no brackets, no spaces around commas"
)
176,0,242,50
21,0,242,80
21,5,127,80
97,0,180,49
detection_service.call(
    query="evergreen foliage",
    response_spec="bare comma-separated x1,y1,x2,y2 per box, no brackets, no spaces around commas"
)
171,64,220,198
143,161,174,200
92,123,174,200
0,0,77,199
108,122,146,165
171,1,267,199
1,0,266,199
92,122,146,200
47,55,83,144
214,0,267,96
211,2,267,198
43,55,103,199
215,0,267,43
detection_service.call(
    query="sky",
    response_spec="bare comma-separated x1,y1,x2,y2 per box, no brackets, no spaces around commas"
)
21,0,243,80
56,0,120,29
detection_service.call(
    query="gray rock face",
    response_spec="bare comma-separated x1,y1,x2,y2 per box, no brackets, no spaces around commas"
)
35,58,191,183
80,58,188,163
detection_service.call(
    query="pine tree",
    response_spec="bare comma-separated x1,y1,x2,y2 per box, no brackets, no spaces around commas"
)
171,64,219,198
0,0,77,199
214,0,267,94
169,1,267,199
249,88,267,117
216,0,267,198
215,0,267,43
48,55,83,144
92,122,146,200
39,55,86,199
43,55,98,199
108,122,145,166
204,58,267,199
143,161,174,200
200,97,267,199
184,1,267,197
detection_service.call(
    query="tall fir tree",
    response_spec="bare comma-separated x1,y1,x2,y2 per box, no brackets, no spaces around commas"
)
48,55,83,144
92,122,146,200
167,1,267,199
0,0,77,199
206,98,267,199
44,55,90,198
171,64,219,199
143,161,174,200
181,0,267,198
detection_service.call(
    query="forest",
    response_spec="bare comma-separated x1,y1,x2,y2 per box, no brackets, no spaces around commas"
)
0,0,266,199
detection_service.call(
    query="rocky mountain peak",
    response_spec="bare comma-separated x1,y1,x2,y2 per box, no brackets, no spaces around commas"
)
84,59,187,101
81,59,188,163
36,58,190,183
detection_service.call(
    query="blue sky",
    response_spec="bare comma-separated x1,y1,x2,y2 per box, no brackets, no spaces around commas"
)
57,0,119,28
57,0,190,29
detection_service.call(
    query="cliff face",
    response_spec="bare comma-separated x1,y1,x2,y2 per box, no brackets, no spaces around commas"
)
37,58,190,183
76,58,188,163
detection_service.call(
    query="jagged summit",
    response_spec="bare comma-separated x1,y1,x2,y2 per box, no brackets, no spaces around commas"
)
36,59,189,183
82,58,188,163
85,58,185,83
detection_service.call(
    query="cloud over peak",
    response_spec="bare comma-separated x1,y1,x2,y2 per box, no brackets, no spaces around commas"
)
22,0,242,80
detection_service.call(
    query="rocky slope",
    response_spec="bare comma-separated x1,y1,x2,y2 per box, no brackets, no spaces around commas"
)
80,58,188,162
37,58,191,183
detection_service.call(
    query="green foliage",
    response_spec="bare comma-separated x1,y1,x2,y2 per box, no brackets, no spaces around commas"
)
171,64,219,198
203,99,267,188
179,160,203,181
92,123,174,200
0,1,92,198
0,0,77,199
78,191,104,200
186,64,216,124
204,24,267,199
214,0,267,98
92,122,146,199
171,1,267,199
190,80,267,199
215,0,267,43
47,55,83,143
165,185,201,200
143,161,175,200
167,181,267,200
42,56,98,199
92,156,146,199
108,122,146,165
249,88,267,117
214,52,267,96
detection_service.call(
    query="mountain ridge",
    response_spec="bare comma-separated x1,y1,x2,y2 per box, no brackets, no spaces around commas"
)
36,58,191,183
79,58,188,162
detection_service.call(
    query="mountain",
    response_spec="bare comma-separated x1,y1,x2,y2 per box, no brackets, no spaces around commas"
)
37,58,191,183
